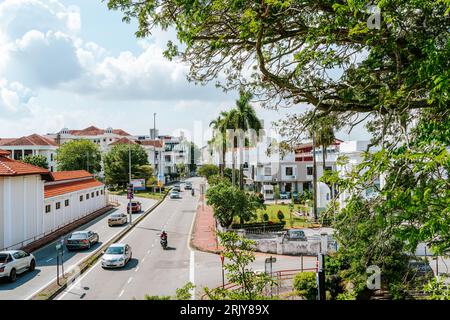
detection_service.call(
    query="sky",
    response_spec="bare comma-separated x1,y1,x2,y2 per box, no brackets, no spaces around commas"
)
0,0,372,145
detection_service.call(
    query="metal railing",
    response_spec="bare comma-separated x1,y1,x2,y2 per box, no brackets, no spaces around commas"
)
200,268,316,300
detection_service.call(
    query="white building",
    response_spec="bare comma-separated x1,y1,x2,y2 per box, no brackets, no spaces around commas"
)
0,134,59,172
0,149,107,251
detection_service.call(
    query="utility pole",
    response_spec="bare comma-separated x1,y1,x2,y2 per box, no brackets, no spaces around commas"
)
153,112,157,178
128,140,132,225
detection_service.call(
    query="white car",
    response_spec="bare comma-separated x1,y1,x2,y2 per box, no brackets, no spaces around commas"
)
0,250,36,282
101,243,132,268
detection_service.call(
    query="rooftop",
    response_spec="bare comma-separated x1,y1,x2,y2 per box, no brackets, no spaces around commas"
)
0,153,50,177
50,170,93,181
62,126,131,137
0,134,58,147
44,178,103,198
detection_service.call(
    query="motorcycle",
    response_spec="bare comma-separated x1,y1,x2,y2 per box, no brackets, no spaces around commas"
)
160,238,168,249
191,189,195,196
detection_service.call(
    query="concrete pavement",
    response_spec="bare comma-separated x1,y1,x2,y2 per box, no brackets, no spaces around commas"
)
0,196,157,300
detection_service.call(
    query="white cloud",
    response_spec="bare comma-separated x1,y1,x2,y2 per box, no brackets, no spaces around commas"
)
0,78,35,113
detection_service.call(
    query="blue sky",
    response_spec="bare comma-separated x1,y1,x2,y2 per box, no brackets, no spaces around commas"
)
0,0,371,144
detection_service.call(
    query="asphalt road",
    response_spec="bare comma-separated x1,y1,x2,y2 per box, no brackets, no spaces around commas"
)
0,196,157,300
57,177,313,300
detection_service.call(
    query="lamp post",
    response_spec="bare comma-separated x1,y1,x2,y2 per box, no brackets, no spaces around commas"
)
128,140,132,225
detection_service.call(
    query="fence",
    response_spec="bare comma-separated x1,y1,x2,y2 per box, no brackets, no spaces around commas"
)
200,268,316,300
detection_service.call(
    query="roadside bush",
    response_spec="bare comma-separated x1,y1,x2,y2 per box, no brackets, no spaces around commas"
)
277,210,284,221
293,272,317,300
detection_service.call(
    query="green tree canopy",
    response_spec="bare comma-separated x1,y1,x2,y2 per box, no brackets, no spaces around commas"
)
197,164,220,180
103,143,149,188
206,182,265,227
56,139,102,173
22,155,49,169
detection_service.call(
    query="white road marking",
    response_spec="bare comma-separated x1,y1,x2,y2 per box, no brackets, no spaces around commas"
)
135,267,139,272
118,289,125,297
127,277,133,284
142,257,145,262
189,246,195,300
147,250,151,254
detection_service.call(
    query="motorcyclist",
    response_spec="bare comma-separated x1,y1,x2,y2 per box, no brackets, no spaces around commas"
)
160,230,167,241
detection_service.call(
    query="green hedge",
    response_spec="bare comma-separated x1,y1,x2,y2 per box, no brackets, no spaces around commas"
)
293,272,317,300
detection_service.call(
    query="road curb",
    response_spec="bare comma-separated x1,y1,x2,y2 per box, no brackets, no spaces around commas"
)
30,191,170,300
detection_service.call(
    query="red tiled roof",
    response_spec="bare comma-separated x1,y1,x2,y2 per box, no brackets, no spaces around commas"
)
44,178,104,198
108,137,138,146
0,155,50,176
0,134,58,147
69,126,131,137
0,149,11,156
138,140,164,148
50,170,93,181
0,138,17,146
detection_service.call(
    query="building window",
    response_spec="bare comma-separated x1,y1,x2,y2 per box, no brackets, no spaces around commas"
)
56,202,61,210
165,155,171,162
65,199,69,207
96,191,99,196
45,205,51,213
325,166,333,171
80,195,83,202
86,193,90,200
307,167,313,176
285,167,293,176
91,192,95,198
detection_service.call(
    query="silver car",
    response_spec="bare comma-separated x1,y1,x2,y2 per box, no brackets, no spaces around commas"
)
101,244,132,268
0,250,36,282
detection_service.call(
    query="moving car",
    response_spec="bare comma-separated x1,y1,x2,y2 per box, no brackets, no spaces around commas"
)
0,250,36,282
184,182,192,190
66,230,99,250
173,184,181,192
101,243,132,268
127,201,142,213
170,190,181,199
108,213,128,226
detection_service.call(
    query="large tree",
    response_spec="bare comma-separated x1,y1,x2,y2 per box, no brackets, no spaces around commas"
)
22,155,49,169
56,139,102,173
107,0,449,117
103,143,149,188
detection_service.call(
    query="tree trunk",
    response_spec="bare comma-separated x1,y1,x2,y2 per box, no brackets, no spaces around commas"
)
312,133,318,222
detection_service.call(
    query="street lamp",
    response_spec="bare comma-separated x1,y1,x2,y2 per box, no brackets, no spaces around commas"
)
128,140,132,225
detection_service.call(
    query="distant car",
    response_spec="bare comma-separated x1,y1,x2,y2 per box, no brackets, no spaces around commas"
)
127,201,142,213
173,185,181,192
108,213,128,226
66,230,99,250
101,244,132,268
280,192,289,200
285,229,307,241
170,190,181,199
184,183,192,190
0,250,36,282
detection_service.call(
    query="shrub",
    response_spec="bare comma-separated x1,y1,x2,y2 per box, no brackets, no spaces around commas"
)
277,210,285,221
262,213,269,222
293,272,317,300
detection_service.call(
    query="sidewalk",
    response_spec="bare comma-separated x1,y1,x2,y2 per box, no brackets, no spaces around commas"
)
191,195,223,254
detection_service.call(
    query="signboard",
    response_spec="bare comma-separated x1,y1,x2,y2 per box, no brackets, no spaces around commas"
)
265,257,276,264
127,184,134,199
131,179,146,191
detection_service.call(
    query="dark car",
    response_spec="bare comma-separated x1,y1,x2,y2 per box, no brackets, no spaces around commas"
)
285,229,307,241
173,185,181,192
66,231,99,250
127,201,142,213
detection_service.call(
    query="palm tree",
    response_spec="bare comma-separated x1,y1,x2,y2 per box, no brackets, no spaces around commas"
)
227,91,263,189
209,113,228,177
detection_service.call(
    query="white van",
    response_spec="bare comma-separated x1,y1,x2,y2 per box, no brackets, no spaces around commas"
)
262,184,274,200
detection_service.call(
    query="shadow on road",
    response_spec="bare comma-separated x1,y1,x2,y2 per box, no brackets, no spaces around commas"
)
163,247,176,251
101,258,139,271
0,269,41,290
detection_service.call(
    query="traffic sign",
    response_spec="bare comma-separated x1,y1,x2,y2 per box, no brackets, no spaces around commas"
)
127,184,134,199
265,257,276,264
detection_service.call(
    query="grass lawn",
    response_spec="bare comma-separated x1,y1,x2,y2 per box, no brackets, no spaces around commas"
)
244,203,319,229
108,189,166,200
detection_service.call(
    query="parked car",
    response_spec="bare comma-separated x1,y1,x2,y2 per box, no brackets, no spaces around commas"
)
184,182,192,190
66,230,99,250
280,192,289,200
170,190,181,199
108,213,128,226
101,243,132,268
285,229,307,241
0,250,36,282
127,201,142,213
